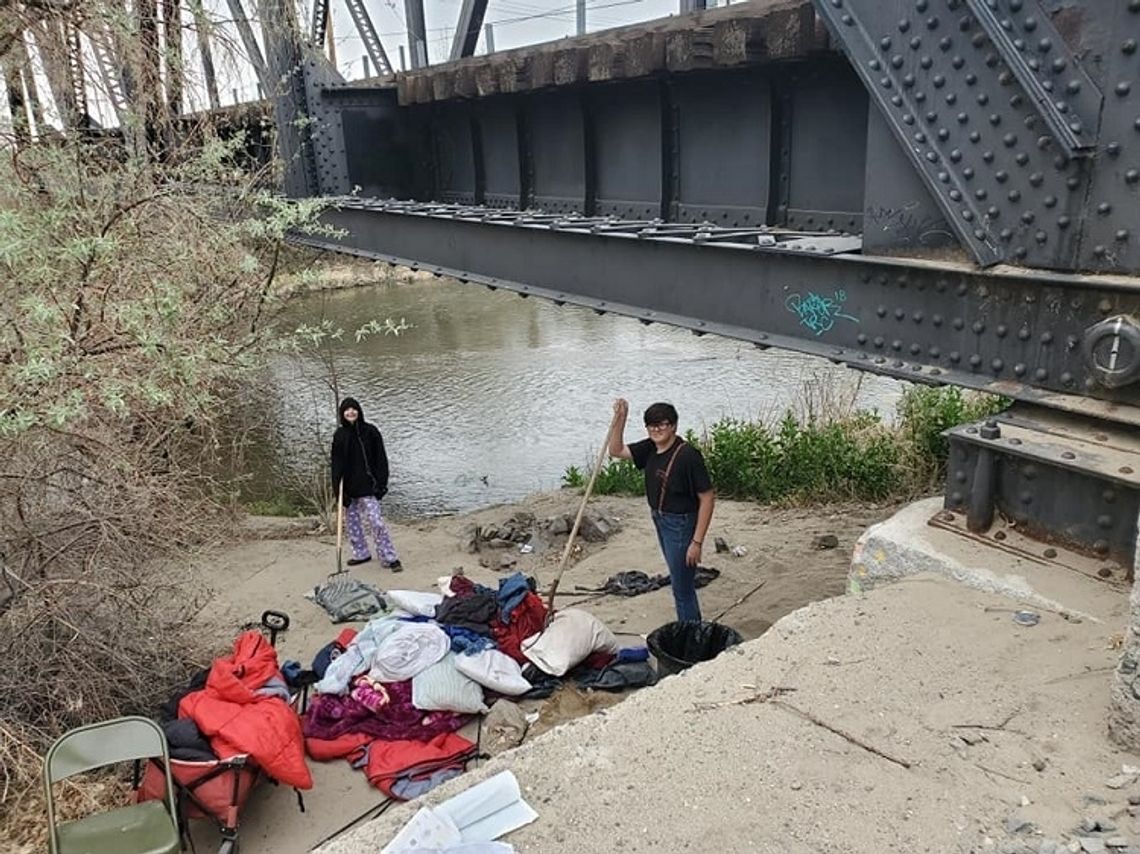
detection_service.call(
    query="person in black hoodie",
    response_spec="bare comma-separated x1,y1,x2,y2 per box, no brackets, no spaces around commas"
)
330,397,402,571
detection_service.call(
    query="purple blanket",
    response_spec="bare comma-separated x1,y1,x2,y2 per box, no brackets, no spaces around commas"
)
303,679,469,742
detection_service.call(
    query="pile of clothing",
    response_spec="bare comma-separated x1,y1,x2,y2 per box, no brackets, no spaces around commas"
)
301,572,655,800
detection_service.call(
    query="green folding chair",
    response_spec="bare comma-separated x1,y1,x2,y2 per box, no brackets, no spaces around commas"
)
44,715,181,854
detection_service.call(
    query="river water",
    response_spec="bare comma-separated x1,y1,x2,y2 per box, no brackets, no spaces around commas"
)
247,277,904,518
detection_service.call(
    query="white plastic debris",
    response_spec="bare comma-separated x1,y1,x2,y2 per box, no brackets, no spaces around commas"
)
382,771,537,854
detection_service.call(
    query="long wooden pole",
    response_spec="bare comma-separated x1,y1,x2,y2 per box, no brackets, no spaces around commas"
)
545,412,620,616
335,480,345,575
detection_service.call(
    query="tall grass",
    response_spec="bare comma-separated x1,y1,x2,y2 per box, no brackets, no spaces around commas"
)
562,386,1008,504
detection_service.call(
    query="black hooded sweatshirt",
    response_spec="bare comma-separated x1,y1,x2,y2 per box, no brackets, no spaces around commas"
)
330,397,390,507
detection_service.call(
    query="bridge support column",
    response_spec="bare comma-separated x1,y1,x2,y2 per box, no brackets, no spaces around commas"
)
1108,518,1140,749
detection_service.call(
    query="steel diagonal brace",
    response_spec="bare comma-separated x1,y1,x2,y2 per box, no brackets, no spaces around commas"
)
964,0,1102,157
310,0,330,44
224,0,268,88
343,0,393,75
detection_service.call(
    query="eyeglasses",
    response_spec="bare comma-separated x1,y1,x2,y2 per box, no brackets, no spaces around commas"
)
645,421,675,432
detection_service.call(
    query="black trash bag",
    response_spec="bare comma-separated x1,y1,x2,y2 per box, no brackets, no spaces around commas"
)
647,620,743,677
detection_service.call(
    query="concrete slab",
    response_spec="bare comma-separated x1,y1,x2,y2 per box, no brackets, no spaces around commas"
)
848,497,1126,624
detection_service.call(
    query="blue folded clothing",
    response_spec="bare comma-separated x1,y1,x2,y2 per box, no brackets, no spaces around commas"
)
617,646,649,663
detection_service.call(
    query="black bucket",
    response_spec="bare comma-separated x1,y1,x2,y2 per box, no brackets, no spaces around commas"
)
646,620,744,676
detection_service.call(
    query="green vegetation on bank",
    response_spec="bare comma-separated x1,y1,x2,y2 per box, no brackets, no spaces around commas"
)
562,386,1007,503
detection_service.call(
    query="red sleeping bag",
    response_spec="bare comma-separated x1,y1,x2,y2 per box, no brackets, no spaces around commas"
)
179,631,313,790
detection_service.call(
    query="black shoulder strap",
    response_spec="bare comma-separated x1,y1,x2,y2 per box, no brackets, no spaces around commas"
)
656,440,686,513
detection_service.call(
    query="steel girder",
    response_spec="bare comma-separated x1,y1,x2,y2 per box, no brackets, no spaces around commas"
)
449,0,489,60
296,199,1140,426
813,0,1140,275
945,404,1139,565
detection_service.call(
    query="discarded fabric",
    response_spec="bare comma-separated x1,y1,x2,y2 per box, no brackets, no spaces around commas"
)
454,649,531,696
412,654,488,715
369,622,451,683
522,608,618,677
306,576,388,623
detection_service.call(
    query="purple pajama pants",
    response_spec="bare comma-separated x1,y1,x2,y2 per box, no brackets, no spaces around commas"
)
346,495,399,564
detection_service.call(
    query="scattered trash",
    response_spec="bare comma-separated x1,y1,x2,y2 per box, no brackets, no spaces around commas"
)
1013,610,1040,627
518,543,533,554
382,770,537,853
482,700,529,756
1106,773,1135,790
811,534,839,550
730,545,748,558
714,536,730,554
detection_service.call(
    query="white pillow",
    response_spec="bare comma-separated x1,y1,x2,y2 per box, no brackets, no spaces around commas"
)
386,589,443,617
412,654,488,714
454,649,532,696
521,609,618,677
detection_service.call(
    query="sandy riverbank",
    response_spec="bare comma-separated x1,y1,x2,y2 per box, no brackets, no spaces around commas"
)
179,490,893,853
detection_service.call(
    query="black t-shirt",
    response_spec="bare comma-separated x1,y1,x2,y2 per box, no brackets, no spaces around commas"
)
629,438,713,514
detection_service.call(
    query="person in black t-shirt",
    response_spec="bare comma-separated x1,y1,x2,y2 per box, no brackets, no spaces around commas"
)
608,398,715,622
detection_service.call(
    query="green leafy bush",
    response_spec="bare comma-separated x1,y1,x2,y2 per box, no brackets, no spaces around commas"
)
563,386,1006,504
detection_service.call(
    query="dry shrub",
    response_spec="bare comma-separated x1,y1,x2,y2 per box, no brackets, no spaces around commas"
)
0,118,329,834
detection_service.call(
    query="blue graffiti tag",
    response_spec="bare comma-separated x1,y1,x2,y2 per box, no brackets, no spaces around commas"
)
785,289,860,336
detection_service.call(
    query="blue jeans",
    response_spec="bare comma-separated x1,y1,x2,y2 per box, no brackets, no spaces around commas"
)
651,510,702,622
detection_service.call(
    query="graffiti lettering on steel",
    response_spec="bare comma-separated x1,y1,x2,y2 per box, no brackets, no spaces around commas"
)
785,289,860,336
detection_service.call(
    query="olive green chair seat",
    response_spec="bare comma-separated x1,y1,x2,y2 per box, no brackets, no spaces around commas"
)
54,800,179,854
44,716,180,854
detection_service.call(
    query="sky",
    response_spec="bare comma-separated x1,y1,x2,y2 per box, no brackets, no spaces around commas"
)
2,0,698,130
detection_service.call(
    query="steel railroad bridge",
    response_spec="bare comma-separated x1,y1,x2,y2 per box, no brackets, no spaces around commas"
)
267,0,1140,582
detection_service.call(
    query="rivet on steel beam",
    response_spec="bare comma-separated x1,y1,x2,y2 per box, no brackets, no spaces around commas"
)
1118,82,1133,97
950,351,961,363
970,354,983,368
892,340,903,351
1057,215,1071,229
1108,141,1123,156
995,170,1008,182
933,314,944,325
1009,190,1022,202
874,336,885,348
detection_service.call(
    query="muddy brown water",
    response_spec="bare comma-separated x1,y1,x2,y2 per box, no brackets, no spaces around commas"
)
244,277,903,518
